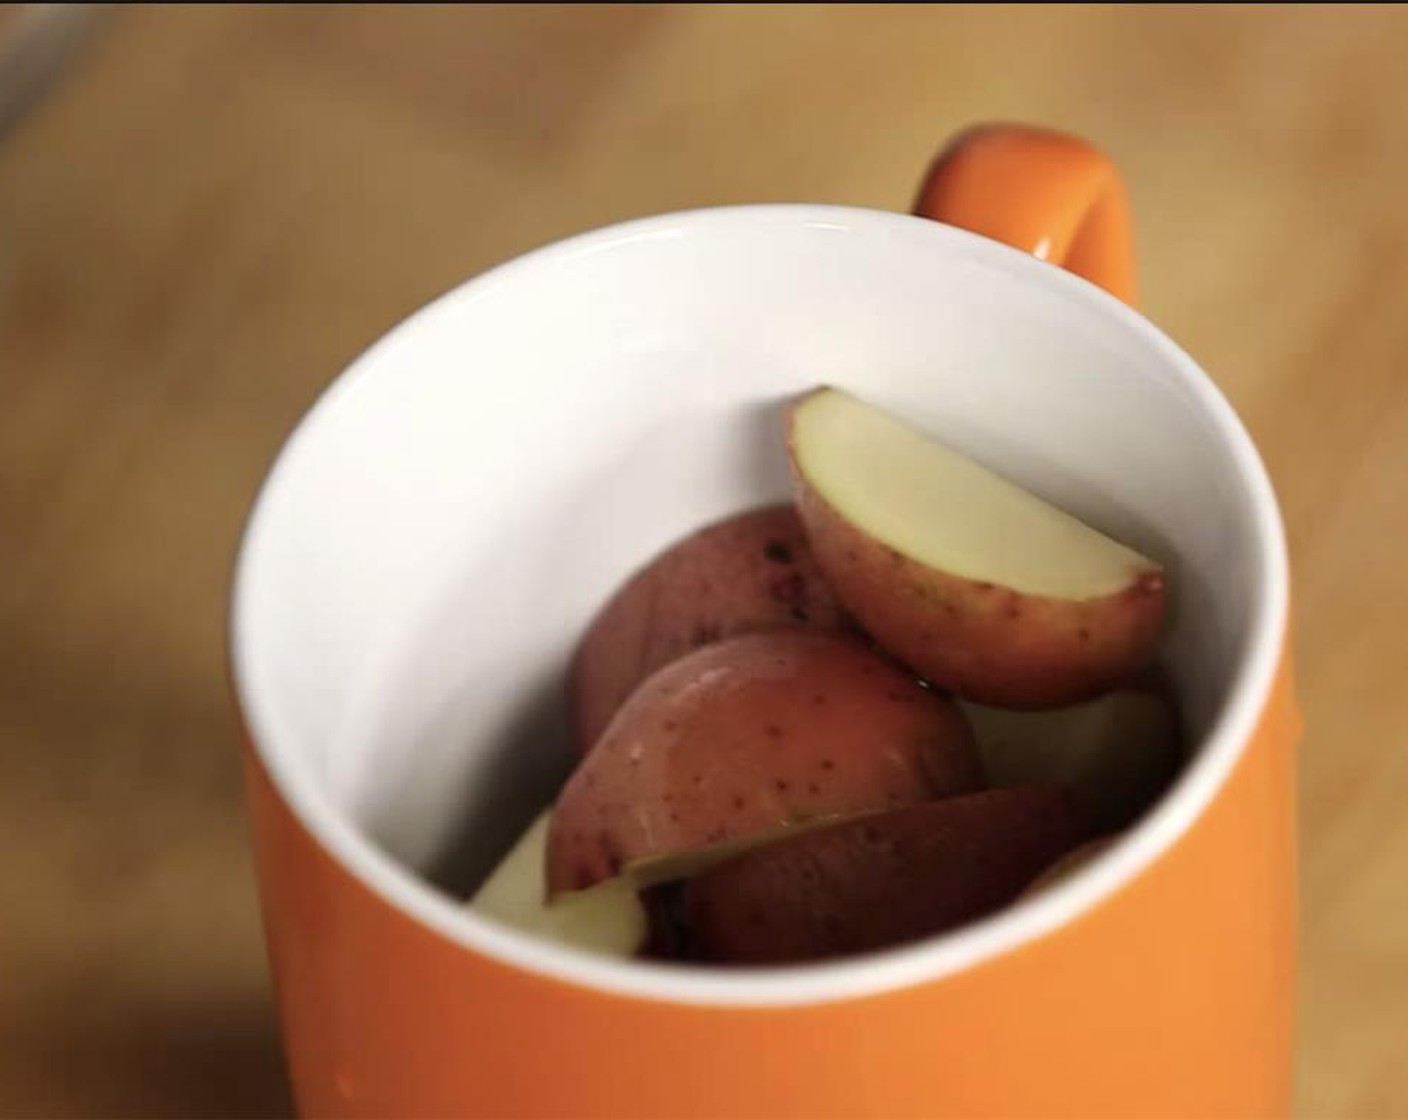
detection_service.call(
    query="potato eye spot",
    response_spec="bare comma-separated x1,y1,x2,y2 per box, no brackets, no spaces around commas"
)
763,540,794,564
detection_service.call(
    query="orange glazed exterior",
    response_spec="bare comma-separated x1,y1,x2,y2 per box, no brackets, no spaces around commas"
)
243,656,1297,1117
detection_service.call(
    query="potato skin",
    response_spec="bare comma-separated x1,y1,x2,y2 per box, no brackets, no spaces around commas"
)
788,447,1166,709
547,631,983,896
569,504,850,755
685,787,1084,965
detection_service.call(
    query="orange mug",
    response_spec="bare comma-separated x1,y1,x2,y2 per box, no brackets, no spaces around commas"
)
231,125,1300,1118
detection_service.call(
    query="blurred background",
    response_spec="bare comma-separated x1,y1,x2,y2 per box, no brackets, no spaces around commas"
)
2,4,1405,1116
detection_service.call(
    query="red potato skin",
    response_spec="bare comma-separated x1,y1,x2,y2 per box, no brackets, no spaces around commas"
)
570,504,850,755
685,786,1085,965
787,415,1166,709
547,631,983,897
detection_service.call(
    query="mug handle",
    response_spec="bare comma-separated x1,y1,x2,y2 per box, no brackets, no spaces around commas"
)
913,124,1137,306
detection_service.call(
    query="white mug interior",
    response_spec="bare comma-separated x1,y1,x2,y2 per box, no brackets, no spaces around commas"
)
230,205,1287,1006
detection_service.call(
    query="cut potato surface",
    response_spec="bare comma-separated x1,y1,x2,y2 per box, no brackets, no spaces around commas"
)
469,811,645,958
963,689,1181,832
790,388,1158,599
625,813,868,889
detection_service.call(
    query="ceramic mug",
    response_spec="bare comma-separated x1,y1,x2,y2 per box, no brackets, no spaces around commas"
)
231,124,1301,1118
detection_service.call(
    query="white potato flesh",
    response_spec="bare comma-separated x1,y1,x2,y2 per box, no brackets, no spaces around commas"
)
470,811,646,958
963,690,1181,832
790,388,1160,600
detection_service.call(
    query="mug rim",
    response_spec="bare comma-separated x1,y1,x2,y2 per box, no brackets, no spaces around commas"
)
229,202,1289,1008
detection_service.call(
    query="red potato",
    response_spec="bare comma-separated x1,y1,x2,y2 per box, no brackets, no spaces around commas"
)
570,505,849,755
788,388,1166,709
684,787,1085,965
547,631,983,897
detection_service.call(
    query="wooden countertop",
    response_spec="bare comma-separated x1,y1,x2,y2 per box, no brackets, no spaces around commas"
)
3,6,1405,1116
